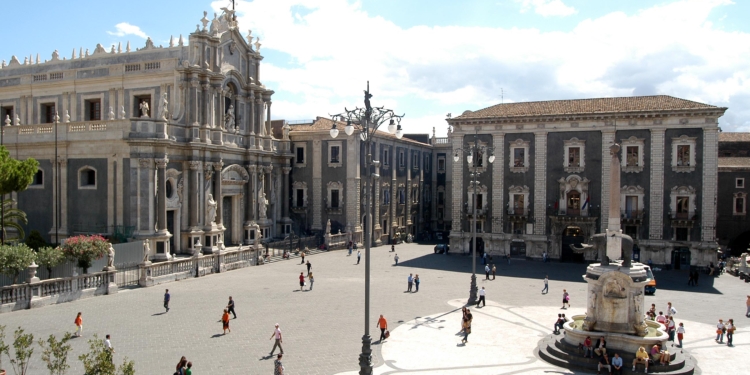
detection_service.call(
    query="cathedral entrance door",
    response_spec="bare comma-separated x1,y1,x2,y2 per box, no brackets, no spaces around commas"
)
167,210,175,255
223,196,233,245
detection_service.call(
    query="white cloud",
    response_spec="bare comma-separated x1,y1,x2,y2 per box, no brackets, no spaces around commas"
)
106,22,148,39
232,0,749,136
515,0,577,17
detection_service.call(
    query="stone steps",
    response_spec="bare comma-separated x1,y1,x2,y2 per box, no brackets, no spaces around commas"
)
537,333,698,374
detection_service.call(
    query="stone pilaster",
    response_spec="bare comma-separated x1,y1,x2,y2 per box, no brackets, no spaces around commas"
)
312,140,322,230
649,129,666,239
213,160,224,229
492,133,504,233
406,166,412,226
266,100,272,136
155,157,169,232
282,167,291,219
533,131,547,235
600,130,615,232
188,161,201,228
451,135,464,247
138,158,155,235
246,165,257,223
702,127,719,242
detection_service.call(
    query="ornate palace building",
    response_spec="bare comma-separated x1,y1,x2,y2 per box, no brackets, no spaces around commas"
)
446,96,727,268
0,10,290,260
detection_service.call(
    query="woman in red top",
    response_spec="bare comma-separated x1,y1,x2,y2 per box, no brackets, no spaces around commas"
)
299,272,305,291
222,309,231,334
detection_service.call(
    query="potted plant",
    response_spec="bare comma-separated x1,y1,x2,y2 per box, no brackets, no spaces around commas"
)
0,244,36,284
60,235,109,274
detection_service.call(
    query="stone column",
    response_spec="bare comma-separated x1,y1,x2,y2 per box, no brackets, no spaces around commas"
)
600,129,615,232
492,133,504,233
138,158,154,234
246,165,257,223
702,127,719,242
188,161,201,228
155,156,169,233
256,97,264,137
533,131,547,235
648,129,665,240
202,83,210,127
248,93,256,135
312,140,322,230
282,167,291,218
266,100,272,136
214,160,224,229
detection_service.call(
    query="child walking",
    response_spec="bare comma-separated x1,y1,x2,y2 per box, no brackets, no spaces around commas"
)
74,312,83,337
676,322,685,348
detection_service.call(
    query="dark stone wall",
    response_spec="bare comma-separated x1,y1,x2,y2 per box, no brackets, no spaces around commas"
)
663,128,703,241
617,129,651,240
17,159,53,242
716,170,750,250
67,158,108,234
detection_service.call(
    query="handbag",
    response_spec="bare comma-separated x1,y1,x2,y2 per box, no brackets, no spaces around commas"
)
385,330,390,338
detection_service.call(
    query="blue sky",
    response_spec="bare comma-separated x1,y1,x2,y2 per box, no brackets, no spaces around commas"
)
2,0,749,135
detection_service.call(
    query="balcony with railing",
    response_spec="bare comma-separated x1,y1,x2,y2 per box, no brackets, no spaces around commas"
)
621,209,645,222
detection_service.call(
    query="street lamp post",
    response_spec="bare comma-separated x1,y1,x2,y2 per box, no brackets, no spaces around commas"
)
54,112,60,245
453,128,495,305
330,81,404,375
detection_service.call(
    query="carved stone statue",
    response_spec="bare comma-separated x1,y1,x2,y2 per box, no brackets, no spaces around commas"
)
603,278,627,298
225,104,235,129
326,219,332,234
142,241,151,262
570,232,634,267
158,93,169,121
207,193,217,224
119,106,126,120
282,123,290,140
139,100,150,118
258,191,268,218
108,106,115,120
107,244,115,268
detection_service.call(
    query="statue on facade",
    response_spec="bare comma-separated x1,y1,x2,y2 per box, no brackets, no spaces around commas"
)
326,219,332,234
158,93,169,121
225,104,235,129
106,244,116,268
142,241,151,262
282,123,290,140
258,191,268,218
207,193,218,224
139,100,150,118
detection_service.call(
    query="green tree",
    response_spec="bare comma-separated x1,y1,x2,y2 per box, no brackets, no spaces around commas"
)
0,146,37,196
1,199,28,245
78,335,135,375
9,327,33,375
38,333,73,375
0,244,36,284
36,247,65,279
0,325,9,373
25,230,47,251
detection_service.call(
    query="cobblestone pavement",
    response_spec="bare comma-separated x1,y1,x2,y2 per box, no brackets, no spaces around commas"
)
2,243,746,374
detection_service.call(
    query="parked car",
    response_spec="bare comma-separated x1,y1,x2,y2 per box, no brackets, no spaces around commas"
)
434,244,450,254
643,265,656,295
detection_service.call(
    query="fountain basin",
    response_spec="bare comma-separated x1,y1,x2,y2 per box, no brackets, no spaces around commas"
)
563,315,668,354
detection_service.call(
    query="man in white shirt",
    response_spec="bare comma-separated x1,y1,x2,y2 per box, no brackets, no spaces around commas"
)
477,287,486,307
485,264,491,280
666,302,677,317
716,319,725,343
104,334,114,363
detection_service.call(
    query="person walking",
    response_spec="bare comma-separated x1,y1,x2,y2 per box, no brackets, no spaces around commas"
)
482,252,487,265
308,272,314,290
485,264,490,280
746,295,750,317
357,250,361,264
543,251,548,263
391,244,395,252
299,272,305,291
726,318,735,346
414,274,421,292
667,316,676,342
562,289,570,309
300,250,305,264
269,323,284,355
176,356,188,375
377,314,388,342
394,253,399,266
461,316,471,344
74,312,83,337
227,296,236,319
676,322,685,348
491,264,497,280
688,270,695,286
407,273,413,292
185,362,193,375
477,286,486,307
348,242,353,256
222,309,231,334
506,253,511,265
666,302,677,317
164,289,171,313
715,319,725,343
104,334,115,363
274,354,285,375
542,275,549,294
306,260,312,275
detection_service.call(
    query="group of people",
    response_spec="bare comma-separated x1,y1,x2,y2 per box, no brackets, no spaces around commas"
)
715,318,737,346
406,273,421,292
484,264,497,280
580,337,671,374
175,356,193,375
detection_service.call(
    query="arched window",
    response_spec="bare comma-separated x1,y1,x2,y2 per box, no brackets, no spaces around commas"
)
78,166,97,189
30,169,44,187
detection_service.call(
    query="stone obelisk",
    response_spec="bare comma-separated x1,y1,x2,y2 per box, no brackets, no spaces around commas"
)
605,144,622,262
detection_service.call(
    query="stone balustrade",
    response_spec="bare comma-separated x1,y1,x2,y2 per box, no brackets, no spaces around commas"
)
138,246,257,287
0,270,116,314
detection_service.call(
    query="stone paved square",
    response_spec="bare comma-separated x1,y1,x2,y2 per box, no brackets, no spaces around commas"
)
1,243,744,374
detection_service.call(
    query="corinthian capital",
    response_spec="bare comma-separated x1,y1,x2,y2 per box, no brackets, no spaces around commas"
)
189,161,202,170
282,167,292,175
155,157,169,169
213,160,224,171
246,164,257,173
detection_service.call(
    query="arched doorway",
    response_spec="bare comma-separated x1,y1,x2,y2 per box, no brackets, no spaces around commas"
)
672,247,691,270
510,240,526,258
561,225,585,263
468,237,485,255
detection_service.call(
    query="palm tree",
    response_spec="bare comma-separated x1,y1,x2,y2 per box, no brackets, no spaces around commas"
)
1,198,28,244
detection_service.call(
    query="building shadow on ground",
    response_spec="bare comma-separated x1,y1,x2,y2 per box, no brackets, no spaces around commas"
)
397,254,720,294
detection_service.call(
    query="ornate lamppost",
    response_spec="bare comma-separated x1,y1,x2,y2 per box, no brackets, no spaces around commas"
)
330,81,404,375
453,128,495,304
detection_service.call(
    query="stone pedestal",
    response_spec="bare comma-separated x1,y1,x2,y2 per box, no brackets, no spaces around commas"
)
138,261,153,287
202,225,221,254
152,233,173,261
105,268,118,294
581,261,649,336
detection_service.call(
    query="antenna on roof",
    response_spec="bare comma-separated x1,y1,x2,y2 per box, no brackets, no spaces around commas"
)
501,88,504,104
